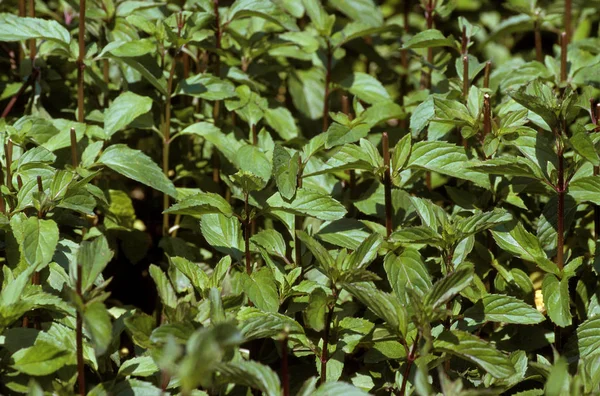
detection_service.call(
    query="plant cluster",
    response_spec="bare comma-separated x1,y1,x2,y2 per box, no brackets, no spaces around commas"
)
0,0,600,394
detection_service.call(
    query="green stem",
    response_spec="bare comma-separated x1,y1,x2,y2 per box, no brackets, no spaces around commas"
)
162,58,177,236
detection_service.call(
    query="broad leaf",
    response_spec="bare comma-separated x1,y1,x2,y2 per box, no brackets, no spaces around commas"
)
433,330,516,379
104,92,152,137
97,145,177,198
464,294,545,324
542,274,572,327
267,189,347,221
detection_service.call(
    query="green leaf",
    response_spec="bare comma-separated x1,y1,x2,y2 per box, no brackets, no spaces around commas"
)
242,268,279,313
468,157,543,179
403,29,455,49
97,145,177,198
83,302,112,356
425,265,474,310
267,189,347,221
433,330,516,379
302,0,333,34
329,0,382,27
0,14,70,47
118,356,159,378
392,134,411,174
569,176,600,205
296,231,334,274
201,213,244,262
215,361,281,396
235,145,272,184
264,107,299,140
569,124,600,166
227,0,297,31
11,215,59,270
384,249,432,302
117,56,168,96
77,235,113,293
574,316,600,359
272,145,298,200
491,222,558,275
408,141,491,188
251,229,287,259
289,68,324,120
464,294,545,324
343,282,407,337
237,307,305,341
149,264,178,309
509,81,559,130
168,256,209,295
164,192,233,217
337,72,390,105
174,74,236,101
344,233,382,271
305,288,328,331
455,209,513,239
11,342,71,376
545,357,570,396
542,274,572,327
316,219,371,250
391,226,443,246
104,92,153,138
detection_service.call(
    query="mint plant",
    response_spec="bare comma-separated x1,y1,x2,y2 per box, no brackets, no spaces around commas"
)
1,0,600,395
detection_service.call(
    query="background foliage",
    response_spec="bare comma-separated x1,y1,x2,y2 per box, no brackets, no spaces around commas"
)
1,0,600,394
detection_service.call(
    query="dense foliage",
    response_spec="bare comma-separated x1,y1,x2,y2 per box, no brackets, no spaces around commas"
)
1,0,600,394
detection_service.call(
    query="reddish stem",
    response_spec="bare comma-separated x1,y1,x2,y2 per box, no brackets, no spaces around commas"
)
77,0,86,123
483,93,491,138
399,339,418,396
382,132,393,237
534,15,543,62
462,55,469,99
560,32,567,83
244,192,251,275
483,61,491,89
70,128,78,168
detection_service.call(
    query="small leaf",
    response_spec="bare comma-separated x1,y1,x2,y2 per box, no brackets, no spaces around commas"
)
215,361,281,396
403,29,455,49
237,307,305,341
242,268,279,313
305,288,328,331
337,72,390,104
384,249,432,302
425,265,474,310
392,134,411,174
296,231,334,274
569,124,600,166
272,145,298,200
201,213,244,262
77,235,113,293
83,302,112,356
104,92,152,138
542,274,572,327
164,192,233,217
491,222,558,275
97,145,177,198
343,282,407,337
168,256,209,296
149,265,178,309
267,189,347,221
10,216,59,270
